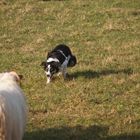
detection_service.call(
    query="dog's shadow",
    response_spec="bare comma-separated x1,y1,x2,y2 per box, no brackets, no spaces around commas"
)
68,68,133,80
24,124,140,140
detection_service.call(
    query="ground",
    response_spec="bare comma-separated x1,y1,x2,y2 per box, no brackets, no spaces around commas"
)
0,0,140,140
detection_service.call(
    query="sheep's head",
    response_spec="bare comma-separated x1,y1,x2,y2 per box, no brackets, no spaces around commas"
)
9,71,23,84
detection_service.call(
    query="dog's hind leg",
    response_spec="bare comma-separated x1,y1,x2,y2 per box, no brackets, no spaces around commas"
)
62,67,67,80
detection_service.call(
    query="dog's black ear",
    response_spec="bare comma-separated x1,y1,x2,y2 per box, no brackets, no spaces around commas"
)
47,51,51,58
41,61,46,67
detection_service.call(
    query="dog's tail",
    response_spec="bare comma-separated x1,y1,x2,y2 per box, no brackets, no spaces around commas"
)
68,55,77,67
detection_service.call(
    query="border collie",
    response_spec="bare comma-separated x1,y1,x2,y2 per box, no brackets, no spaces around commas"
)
41,44,77,83
0,71,27,140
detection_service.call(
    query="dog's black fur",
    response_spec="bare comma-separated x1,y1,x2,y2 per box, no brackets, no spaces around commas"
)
41,44,77,83
48,44,76,67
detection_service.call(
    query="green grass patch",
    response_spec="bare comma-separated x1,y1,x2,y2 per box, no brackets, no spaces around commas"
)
0,0,140,140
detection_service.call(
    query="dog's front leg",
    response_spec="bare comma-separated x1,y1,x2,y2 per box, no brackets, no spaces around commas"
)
57,72,61,76
47,77,51,83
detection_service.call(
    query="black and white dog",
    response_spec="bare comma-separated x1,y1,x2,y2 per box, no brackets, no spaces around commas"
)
41,44,77,83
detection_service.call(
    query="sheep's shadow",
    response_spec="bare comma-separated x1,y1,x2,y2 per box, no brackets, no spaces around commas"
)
24,125,108,140
69,68,133,80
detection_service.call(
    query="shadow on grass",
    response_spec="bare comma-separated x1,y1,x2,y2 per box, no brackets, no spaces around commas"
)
24,125,108,140
105,134,140,140
24,124,140,140
69,68,133,80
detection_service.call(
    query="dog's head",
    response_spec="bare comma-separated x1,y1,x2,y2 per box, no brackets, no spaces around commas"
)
41,61,60,78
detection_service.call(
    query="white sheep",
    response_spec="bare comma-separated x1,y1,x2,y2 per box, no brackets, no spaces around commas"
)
0,71,27,140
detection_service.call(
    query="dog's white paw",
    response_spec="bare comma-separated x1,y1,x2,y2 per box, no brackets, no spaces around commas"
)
47,78,51,84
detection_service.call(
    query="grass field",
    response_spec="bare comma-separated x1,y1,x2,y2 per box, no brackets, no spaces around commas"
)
0,0,140,139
